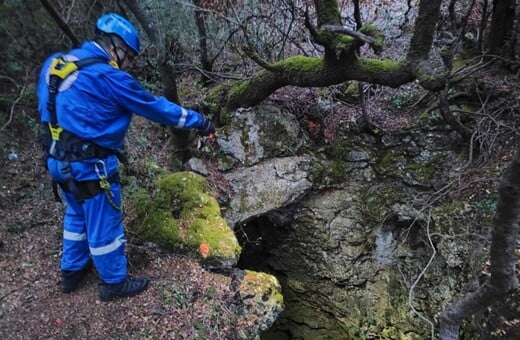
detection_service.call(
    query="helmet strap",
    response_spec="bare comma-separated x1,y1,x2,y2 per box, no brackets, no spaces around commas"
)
109,35,124,67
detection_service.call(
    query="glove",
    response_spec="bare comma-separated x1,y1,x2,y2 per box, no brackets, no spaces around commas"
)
199,116,216,136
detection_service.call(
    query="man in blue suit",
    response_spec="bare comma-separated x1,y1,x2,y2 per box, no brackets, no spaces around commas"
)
37,13,215,301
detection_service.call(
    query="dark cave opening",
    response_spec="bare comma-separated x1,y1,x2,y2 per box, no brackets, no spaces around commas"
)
234,210,301,340
235,211,291,272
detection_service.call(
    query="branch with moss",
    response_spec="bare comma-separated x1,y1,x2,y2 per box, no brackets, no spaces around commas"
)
211,0,443,113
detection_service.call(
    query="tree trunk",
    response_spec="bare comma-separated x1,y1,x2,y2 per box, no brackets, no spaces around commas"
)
123,0,179,104
39,0,80,47
193,0,213,85
514,0,520,59
406,0,442,62
123,0,190,161
314,0,342,28
439,149,520,339
488,0,515,54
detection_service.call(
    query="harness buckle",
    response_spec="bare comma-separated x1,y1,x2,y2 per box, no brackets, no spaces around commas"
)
49,57,79,79
48,123,63,141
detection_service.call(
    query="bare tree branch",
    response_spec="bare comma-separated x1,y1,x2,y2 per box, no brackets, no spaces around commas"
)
408,214,436,340
321,25,375,45
39,0,80,47
1,85,27,131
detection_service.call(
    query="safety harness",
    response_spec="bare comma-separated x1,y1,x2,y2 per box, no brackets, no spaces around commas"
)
43,56,123,205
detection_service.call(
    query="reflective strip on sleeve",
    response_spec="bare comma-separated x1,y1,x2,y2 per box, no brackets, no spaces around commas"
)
89,234,126,256
175,107,188,128
63,230,87,241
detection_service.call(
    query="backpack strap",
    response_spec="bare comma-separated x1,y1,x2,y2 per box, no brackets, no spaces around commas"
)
46,57,108,156
47,56,107,126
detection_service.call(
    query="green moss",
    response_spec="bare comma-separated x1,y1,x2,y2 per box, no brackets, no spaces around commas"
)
407,160,436,182
130,187,153,215
357,185,404,225
416,70,450,90
452,55,468,71
328,136,356,160
228,79,251,102
130,171,241,264
315,0,341,27
207,84,229,115
343,81,359,98
433,192,497,232
140,157,168,178
378,151,441,185
359,24,385,53
271,55,323,73
240,270,284,307
378,151,398,170
431,199,473,236
357,58,402,74
335,35,356,51
311,160,348,186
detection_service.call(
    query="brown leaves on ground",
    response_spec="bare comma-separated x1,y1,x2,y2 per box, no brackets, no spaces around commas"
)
0,222,241,339
0,118,242,339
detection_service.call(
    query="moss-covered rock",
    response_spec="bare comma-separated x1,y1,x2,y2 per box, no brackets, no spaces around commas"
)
130,171,241,269
236,270,284,339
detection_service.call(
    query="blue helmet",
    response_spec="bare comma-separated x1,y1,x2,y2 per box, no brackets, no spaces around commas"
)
96,13,140,54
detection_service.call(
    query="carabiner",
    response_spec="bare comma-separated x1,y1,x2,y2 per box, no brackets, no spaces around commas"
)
94,160,113,195
94,160,108,179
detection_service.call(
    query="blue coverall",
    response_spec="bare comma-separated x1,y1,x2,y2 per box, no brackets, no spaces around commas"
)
37,41,206,284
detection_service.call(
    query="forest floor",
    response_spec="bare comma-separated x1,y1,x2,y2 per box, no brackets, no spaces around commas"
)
1,75,520,339
0,115,250,339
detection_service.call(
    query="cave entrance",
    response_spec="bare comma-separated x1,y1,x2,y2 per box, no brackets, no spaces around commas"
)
235,210,305,340
235,211,291,272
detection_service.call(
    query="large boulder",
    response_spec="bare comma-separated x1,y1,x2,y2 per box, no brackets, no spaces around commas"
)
130,171,241,269
223,155,315,225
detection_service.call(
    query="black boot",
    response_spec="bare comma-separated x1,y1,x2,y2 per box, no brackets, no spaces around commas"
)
61,261,93,293
99,277,149,301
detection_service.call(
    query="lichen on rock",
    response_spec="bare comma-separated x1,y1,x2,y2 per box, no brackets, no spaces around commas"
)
236,270,284,339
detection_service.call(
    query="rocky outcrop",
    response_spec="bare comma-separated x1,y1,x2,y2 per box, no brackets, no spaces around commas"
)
223,156,315,225
195,104,492,338
235,270,284,339
129,102,492,338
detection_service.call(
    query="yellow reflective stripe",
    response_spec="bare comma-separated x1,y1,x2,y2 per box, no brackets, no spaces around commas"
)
63,230,87,241
89,234,125,256
176,107,187,128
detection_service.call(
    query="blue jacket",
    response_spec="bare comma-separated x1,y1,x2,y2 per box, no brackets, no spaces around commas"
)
37,41,205,151
37,41,206,181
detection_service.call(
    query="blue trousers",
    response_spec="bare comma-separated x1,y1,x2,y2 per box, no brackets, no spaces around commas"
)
47,157,127,284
